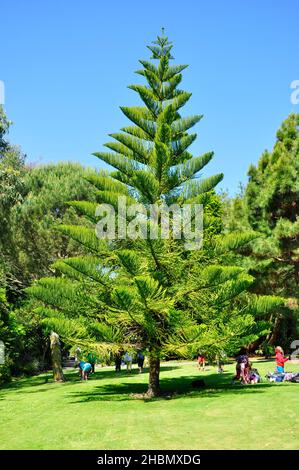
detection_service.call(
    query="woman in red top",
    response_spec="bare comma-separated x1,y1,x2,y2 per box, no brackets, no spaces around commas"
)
275,346,288,373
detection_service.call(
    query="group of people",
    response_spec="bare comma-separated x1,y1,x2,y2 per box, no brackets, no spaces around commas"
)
265,346,299,383
74,348,146,380
232,346,290,385
197,353,225,373
115,350,145,373
233,354,261,384
75,345,292,383
197,346,291,386
75,348,97,381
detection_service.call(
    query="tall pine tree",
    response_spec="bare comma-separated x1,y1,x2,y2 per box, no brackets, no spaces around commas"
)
27,33,283,396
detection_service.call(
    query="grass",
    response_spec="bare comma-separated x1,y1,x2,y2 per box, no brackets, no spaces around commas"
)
0,359,298,450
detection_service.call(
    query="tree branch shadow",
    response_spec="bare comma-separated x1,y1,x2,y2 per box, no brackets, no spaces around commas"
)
0,365,181,396
67,370,277,403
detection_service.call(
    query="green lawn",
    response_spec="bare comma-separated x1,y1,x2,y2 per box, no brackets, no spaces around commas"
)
0,360,298,450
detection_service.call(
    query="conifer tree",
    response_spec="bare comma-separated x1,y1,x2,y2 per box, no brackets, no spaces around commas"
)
223,114,299,351
27,33,283,396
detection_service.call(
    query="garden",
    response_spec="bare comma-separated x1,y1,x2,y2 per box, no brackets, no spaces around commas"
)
1,0,298,455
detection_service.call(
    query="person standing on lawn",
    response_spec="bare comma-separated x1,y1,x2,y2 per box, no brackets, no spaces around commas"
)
275,346,289,373
124,352,132,372
198,352,206,371
115,351,122,372
136,350,145,373
87,352,97,374
75,346,82,364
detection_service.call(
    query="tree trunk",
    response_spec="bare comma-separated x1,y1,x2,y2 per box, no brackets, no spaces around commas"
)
267,313,281,346
248,312,280,354
50,331,64,382
40,339,49,371
146,353,160,397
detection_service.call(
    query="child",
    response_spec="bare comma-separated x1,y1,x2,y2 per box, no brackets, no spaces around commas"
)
198,353,206,371
248,363,261,384
275,346,288,373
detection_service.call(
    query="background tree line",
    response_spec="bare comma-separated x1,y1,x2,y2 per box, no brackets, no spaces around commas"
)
0,106,98,382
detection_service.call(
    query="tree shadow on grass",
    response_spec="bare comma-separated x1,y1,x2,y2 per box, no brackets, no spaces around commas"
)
0,365,181,396
67,370,277,404
0,370,82,394
92,365,180,379
0,374,54,392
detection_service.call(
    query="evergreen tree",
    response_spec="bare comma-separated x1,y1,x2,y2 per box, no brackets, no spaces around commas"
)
0,108,101,379
246,114,299,347
224,114,299,350
0,106,26,300
12,162,99,289
27,33,282,396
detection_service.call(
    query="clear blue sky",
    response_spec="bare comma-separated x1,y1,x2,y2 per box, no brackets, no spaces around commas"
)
2,0,298,194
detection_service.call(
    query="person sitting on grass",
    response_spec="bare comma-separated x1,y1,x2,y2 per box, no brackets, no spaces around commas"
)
275,346,289,374
248,363,261,384
233,352,249,384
